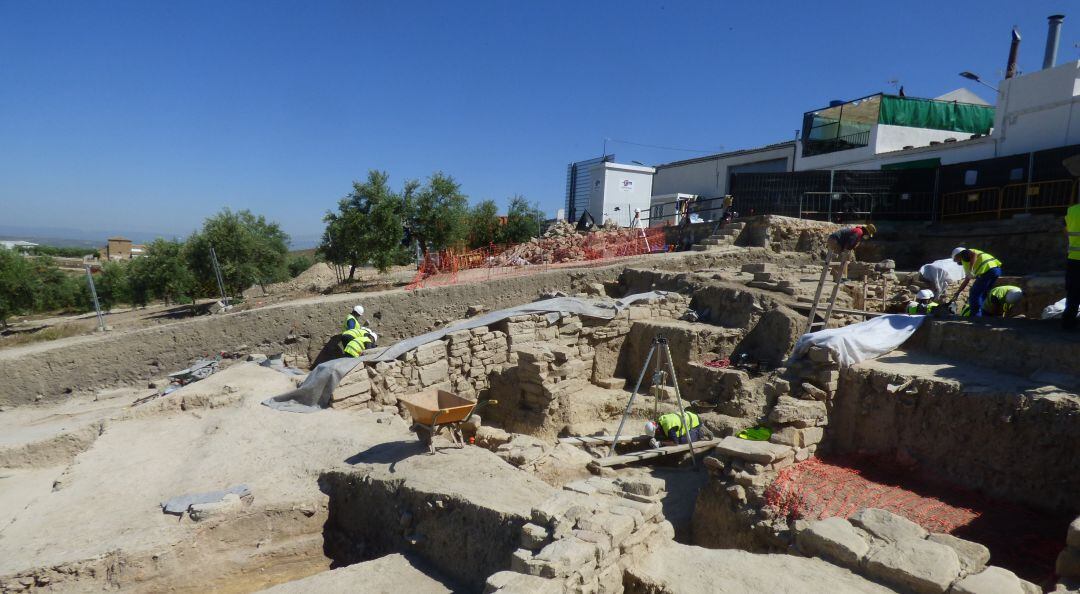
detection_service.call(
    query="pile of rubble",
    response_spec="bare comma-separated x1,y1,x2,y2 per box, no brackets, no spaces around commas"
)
493,221,646,266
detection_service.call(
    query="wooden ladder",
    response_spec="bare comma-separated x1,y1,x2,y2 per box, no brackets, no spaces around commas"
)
803,250,845,334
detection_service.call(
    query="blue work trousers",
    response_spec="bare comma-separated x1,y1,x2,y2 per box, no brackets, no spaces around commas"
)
968,267,1002,317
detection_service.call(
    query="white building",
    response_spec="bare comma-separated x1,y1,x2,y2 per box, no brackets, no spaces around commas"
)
585,161,655,227
0,240,38,253
793,59,1080,172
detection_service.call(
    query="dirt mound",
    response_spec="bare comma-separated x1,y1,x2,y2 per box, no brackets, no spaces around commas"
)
494,221,646,265
244,262,339,298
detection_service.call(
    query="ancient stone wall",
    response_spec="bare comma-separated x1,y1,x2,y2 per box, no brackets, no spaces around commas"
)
910,318,1080,378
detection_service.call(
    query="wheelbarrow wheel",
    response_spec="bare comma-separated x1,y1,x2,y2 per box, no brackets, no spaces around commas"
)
413,425,435,454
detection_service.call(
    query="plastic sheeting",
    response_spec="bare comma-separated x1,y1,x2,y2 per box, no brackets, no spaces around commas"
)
161,484,251,516
262,292,669,413
1041,297,1067,320
919,258,965,298
789,314,927,367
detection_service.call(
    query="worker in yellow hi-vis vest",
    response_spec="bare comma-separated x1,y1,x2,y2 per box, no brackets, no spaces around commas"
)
951,247,1003,317
1064,202,1080,330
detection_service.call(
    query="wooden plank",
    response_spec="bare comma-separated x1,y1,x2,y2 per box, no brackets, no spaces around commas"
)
789,302,884,318
589,439,722,469
559,435,651,447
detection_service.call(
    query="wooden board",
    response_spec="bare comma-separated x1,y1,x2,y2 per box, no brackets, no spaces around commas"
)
789,302,884,318
559,435,651,447
588,439,722,469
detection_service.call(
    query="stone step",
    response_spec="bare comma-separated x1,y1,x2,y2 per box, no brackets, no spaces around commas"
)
691,244,714,252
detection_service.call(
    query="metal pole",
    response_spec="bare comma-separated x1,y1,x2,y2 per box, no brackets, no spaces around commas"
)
84,265,106,332
209,247,229,307
661,338,696,466
608,342,656,457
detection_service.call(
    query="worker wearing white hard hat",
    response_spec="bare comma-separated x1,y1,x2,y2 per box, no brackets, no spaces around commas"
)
344,305,365,331
906,289,940,315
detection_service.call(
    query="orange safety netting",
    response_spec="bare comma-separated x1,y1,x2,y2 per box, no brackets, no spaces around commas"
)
406,226,669,290
764,454,1068,585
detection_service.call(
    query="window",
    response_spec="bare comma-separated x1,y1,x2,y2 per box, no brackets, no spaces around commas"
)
1009,167,1024,181
964,170,978,186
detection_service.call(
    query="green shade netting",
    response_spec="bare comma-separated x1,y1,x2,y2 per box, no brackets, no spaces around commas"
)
878,96,994,135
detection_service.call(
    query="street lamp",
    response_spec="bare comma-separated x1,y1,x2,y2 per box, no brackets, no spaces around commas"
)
959,71,999,93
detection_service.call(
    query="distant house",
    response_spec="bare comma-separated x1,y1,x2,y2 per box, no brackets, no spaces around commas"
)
99,237,146,261
0,240,38,253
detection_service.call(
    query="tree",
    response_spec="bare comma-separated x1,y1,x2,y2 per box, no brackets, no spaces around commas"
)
95,261,129,311
467,199,502,248
318,170,407,278
186,209,291,298
502,195,545,244
287,253,315,278
128,239,196,306
405,172,468,255
0,247,35,327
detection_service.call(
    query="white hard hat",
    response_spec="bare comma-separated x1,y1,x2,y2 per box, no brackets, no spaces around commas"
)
352,305,364,317
644,421,658,434
1004,288,1023,304
916,289,934,301
951,247,965,260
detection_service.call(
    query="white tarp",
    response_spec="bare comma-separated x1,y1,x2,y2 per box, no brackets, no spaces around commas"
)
262,291,669,413
789,314,927,367
1041,297,1067,320
919,258,965,298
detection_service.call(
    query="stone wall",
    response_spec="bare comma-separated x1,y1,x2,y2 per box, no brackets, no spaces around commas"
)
795,508,1041,594
485,476,675,594
910,318,1080,378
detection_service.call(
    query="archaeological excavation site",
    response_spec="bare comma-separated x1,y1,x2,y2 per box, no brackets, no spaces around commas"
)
1,216,1078,594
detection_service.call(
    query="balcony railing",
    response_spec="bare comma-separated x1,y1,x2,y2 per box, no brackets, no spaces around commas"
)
802,130,872,157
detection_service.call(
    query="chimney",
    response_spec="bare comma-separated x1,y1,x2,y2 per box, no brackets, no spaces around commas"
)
1043,14,1065,69
1005,28,1022,79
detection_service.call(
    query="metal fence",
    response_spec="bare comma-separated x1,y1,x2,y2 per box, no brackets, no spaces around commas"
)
940,179,1077,221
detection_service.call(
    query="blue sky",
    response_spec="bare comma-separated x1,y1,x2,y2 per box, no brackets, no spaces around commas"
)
1,1,1075,246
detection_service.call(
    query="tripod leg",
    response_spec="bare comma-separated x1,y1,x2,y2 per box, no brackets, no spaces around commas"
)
608,343,656,457
662,343,696,467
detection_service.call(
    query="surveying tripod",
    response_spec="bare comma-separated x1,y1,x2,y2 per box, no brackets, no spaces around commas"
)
608,334,697,466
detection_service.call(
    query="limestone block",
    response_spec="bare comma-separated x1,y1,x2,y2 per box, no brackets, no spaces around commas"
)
515,346,553,363
418,359,450,387
863,537,962,594
609,505,645,530
769,426,823,448
572,529,613,555
800,382,828,401
741,263,776,273
596,563,622,594
1057,546,1080,579
414,340,447,366
616,476,666,497
332,382,373,403
769,396,828,428
714,436,794,464
521,522,551,551
594,377,625,390
796,517,870,568
188,493,243,522
534,538,598,578
533,493,587,528
927,533,989,575
1069,516,1080,548
577,511,635,544
950,566,1030,594
807,346,836,364
851,508,928,543
475,426,513,449
510,548,544,576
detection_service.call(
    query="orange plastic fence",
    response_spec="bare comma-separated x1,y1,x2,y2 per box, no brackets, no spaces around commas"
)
406,227,669,290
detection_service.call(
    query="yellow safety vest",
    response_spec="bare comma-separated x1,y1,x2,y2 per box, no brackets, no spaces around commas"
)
1067,203,1080,261
906,302,939,315
343,314,361,332
342,328,372,357
988,285,1021,315
963,249,1002,278
658,412,701,438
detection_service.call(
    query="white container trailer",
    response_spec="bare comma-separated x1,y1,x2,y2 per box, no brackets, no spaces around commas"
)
586,162,655,227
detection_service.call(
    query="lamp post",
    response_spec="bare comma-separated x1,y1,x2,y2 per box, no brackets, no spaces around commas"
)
959,71,999,94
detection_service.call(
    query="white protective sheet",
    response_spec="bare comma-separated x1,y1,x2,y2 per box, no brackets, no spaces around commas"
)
919,258,965,298
1041,297,1067,319
789,314,927,367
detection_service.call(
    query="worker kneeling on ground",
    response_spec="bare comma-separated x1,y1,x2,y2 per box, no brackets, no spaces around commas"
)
906,289,940,315
646,411,703,447
961,285,1022,318
342,326,378,358
826,224,876,279
952,247,1003,317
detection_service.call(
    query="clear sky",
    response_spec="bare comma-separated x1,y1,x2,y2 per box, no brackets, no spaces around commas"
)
1,1,1075,245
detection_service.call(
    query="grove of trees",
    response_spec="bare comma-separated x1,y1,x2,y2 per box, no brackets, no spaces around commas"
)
319,170,545,277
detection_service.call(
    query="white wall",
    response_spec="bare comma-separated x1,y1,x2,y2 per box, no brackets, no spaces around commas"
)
652,144,795,198
995,61,1080,156
875,125,979,153
589,163,655,227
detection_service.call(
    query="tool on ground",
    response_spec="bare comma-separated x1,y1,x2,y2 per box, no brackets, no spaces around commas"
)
399,389,497,454
937,277,970,317
803,249,846,334
608,333,698,467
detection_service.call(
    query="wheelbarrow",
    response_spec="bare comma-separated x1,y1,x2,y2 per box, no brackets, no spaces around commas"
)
399,389,497,454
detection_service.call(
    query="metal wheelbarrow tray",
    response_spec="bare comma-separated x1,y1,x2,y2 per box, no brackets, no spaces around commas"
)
399,389,487,454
